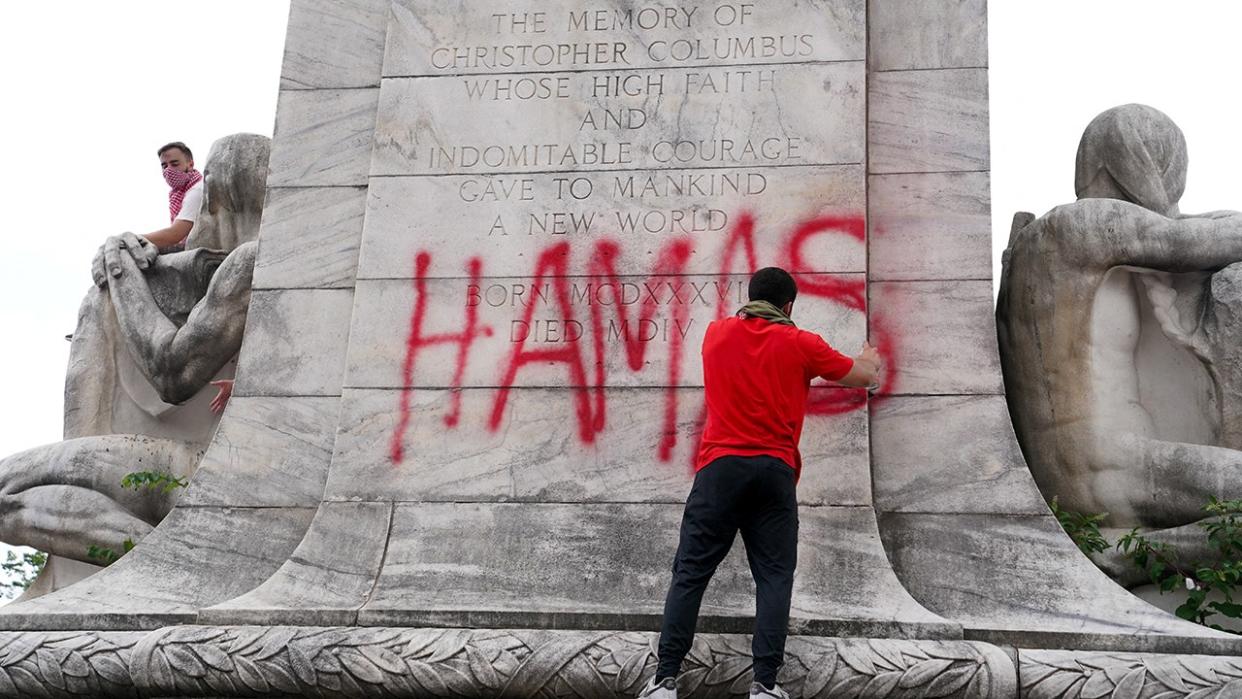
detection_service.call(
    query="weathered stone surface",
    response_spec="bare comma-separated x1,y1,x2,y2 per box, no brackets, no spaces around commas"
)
200,502,392,627
357,166,866,280
869,172,992,281
0,507,314,631
790,509,955,639
267,88,379,187
869,69,989,174
179,396,338,508
15,557,101,602
281,0,389,89
870,280,1003,395
330,387,869,506
343,275,863,390
383,0,865,76
372,62,864,176
355,504,953,638
880,513,1242,654
869,0,988,71
251,186,365,290
1019,649,1242,699
91,627,1013,699
872,396,1046,515
234,289,354,397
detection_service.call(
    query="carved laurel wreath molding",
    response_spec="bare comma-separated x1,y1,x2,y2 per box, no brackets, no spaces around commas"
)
0,631,142,698
1020,650,1242,699
0,626,1016,698
0,628,1018,699
125,627,1014,698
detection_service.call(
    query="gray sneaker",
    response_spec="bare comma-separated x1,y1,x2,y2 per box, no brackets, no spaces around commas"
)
750,681,790,698
638,676,678,699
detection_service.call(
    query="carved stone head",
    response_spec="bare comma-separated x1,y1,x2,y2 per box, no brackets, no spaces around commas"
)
1074,104,1187,217
186,133,271,253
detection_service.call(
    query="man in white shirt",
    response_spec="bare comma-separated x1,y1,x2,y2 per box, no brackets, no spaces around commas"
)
145,141,204,252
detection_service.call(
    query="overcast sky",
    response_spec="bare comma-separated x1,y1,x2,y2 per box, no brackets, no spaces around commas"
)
0,2,1238,579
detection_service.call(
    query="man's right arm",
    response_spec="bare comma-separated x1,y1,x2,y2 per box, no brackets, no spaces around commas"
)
801,333,880,388
142,219,193,250
836,342,881,388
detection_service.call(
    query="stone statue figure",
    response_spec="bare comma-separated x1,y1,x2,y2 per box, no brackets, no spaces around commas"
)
998,104,1242,583
0,134,268,591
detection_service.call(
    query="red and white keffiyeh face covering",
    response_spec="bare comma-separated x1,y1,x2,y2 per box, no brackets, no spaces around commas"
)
164,166,204,222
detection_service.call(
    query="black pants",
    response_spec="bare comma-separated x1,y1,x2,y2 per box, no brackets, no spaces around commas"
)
656,455,798,688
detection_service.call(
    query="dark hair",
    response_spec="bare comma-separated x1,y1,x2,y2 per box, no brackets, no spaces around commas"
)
748,267,797,307
157,141,193,160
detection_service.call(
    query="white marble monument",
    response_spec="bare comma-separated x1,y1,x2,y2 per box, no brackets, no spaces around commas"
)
0,2,1237,698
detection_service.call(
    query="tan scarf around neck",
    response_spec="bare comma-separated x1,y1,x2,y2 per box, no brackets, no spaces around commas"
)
737,300,795,327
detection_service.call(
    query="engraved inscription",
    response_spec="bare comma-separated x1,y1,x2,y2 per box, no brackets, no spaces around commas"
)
374,63,862,175
386,0,865,76
368,0,875,464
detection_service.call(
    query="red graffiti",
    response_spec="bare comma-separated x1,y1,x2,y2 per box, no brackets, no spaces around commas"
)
389,210,898,467
786,215,867,311
587,237,694,460
780,214,894,416
389,253,492,464
715,212,758,320
487,242,596,444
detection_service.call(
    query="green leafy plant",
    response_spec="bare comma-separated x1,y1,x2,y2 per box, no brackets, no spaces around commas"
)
1051,496,1242,632
86,471,188,568
1049,496,1110,555
86,538,135,567
0,549,47,597
121,470,188,494
1118,497,1242,630
86,545,119,565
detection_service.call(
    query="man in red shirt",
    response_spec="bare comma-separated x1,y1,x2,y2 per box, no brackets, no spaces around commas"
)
639,267,881,699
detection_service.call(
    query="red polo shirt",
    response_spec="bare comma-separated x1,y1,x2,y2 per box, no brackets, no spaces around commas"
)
696,316,854,480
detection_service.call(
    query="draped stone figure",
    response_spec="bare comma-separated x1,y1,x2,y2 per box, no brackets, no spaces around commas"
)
0,134,268,594
998,104,1242,583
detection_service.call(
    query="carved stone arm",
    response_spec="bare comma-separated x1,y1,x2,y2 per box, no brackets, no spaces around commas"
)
1048,199,1242,272
106,239,256,404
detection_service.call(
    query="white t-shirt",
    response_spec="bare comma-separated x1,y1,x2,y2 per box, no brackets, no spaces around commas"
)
174,180,204,240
